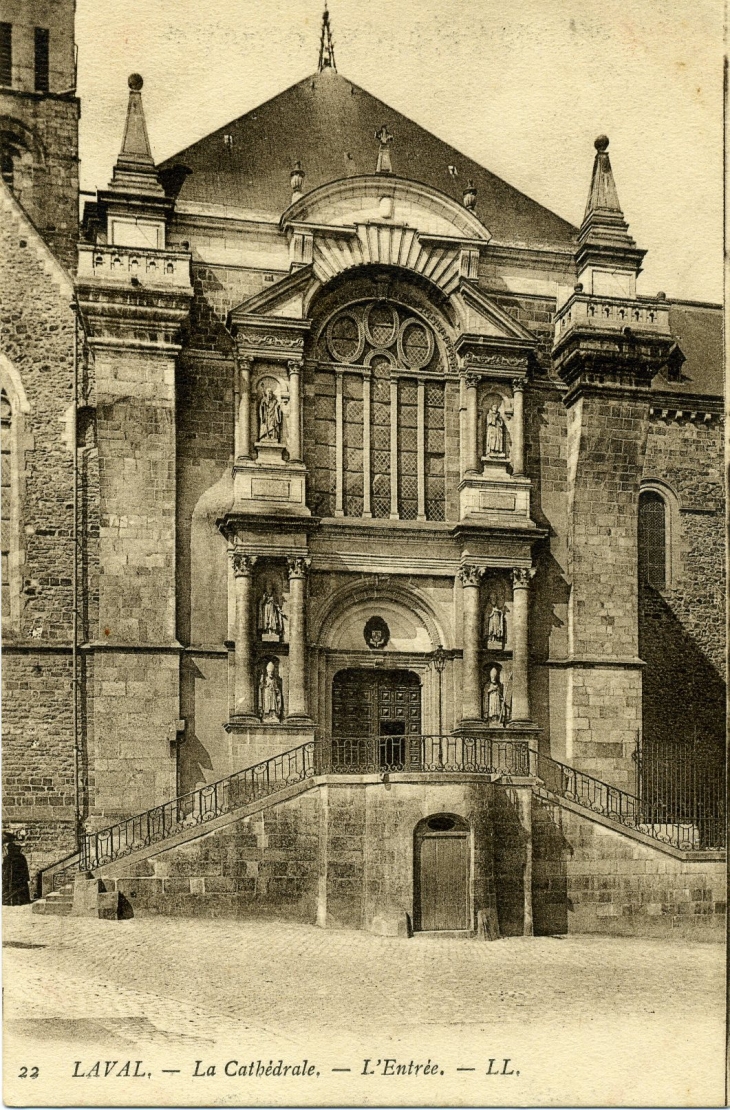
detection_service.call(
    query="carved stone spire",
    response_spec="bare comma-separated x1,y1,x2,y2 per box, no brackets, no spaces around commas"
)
107,74,165,197
318,3,337,72
576,136,644,278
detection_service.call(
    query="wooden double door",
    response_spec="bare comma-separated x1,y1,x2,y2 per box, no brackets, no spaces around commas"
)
332,668,421,769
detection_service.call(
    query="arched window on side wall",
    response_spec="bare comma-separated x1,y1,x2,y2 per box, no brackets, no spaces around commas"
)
638,489,667,589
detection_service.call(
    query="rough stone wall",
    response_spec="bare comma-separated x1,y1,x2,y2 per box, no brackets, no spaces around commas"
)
640,414,725,755
0,91,79,270
487,291,556,370
532,796,725,938
562,392,650,788
0,194,77,873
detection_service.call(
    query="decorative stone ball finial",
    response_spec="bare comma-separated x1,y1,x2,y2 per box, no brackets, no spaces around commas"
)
128,74,144,92
594,134,609,152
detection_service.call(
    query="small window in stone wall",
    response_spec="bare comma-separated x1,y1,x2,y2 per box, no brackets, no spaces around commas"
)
638,490,666,589
34,27,49,93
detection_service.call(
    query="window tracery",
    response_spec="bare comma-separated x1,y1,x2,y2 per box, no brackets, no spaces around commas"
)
307,300,447,521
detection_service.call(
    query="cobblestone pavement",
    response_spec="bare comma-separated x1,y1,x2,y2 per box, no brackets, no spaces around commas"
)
2,907,725,1107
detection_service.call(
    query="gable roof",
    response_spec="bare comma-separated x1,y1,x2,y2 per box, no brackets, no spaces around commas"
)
656,301,723,399
159,68,578,249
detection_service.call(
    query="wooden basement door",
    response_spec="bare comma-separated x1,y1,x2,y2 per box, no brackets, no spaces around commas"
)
417,832,469,931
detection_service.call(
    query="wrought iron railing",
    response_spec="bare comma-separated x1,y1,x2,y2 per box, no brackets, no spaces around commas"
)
37,850,81,896
536,752,725,851
324,735,532,776
636,738,725,851
81,742,317,871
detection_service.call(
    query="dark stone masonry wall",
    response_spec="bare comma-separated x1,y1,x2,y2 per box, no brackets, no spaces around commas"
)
1,200,78,875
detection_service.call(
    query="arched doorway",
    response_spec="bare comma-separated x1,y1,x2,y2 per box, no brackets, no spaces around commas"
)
414,814,470,932
331,668,421,770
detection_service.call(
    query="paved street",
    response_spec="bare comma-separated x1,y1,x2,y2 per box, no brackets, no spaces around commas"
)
2,907,725,1107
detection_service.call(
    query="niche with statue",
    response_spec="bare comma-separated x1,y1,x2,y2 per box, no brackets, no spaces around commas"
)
253,370,290,464
256,567,288,644
479,388,512,473
481,575,511,652
482,659,512,726
258,656,285,723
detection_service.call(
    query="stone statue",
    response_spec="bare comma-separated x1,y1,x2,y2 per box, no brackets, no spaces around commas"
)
484,665,504,723
258,387,282,443
259,660,284,722
258,583,285,640
485,403,505,456
485,594,505,647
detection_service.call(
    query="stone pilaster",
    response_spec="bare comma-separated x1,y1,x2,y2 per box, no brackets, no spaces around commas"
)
230,551,257,719
286,360,303,462
286,555,311,721
510,567,535,723
458,564,484,724
463,372,480,475
511,378,525,477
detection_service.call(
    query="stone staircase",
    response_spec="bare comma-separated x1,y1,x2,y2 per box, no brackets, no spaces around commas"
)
33,882,74,916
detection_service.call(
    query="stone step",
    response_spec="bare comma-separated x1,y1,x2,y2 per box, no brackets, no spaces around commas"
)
32,885,74,916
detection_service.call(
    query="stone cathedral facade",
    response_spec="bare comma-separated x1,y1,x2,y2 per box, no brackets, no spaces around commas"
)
1,2,725,935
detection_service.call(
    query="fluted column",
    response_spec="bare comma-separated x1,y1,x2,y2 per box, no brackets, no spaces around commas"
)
459,564,484,723
230,550,257,717
286,556,311,721
238,356,253,459
511,378,525,477
464,372,480,475
287,359,302,462
511,566,535,722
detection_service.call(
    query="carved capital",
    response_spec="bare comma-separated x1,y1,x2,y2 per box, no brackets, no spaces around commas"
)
239,356,254,375
287,555,311,580
230,550,256,578
512,566,536,590
458,564,484,588
511,377,525,393
287,359,303,379
464,372,481,390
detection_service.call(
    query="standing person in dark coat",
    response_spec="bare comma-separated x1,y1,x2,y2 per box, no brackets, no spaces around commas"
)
2,833,31,905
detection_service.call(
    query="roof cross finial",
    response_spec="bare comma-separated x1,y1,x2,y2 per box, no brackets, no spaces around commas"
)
318,3,337,72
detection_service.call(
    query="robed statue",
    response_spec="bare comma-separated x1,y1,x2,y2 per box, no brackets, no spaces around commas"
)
259,660,284,722
258,584,285,639
485,403,505,456
258,387,282,443
483,665,504,724
485,594,505,648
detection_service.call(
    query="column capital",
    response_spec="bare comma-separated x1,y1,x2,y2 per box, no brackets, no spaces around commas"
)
287,555,311,580
287,358,303,378
512,566,536,589
464,371,482,390
511,377,526,392
230,550,257,578
458,564,484,588
239,355,254,373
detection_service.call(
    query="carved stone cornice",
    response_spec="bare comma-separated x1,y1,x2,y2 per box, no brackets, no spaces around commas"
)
233,314,312,362
458,564,484,588
287,555,311,580
230,551,257,578
512,566,536,589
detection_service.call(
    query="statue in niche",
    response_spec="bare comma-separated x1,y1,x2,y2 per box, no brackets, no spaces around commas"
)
259,660,284,722
258,583,285,641
485,593,505,649
258,386,282,443
485,402,506,457
483,665,505,724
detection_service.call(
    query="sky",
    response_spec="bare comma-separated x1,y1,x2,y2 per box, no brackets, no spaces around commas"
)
76,0,724,303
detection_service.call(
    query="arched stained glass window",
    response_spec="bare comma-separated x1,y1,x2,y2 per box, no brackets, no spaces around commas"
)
638,490,666,589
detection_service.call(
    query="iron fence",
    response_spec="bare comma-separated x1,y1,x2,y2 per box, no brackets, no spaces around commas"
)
537,751,725,852
636,739,725,851
323,735,532,776
81,742,317,871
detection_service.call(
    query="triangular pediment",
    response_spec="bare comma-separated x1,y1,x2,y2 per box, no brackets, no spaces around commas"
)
454,282,537,345
229,265,315,324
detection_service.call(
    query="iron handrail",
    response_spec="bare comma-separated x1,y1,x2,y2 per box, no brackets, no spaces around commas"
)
324,734,533,776
536,751,725,851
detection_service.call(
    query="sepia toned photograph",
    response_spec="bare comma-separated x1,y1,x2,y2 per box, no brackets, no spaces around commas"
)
0,0,725,1105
